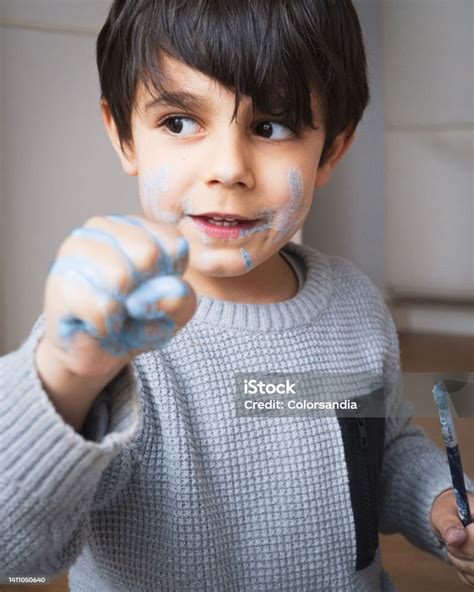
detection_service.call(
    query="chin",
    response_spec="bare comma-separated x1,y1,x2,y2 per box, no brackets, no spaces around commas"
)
192,252,255,277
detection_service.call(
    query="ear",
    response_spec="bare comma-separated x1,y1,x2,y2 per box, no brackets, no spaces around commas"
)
100,100,138,176
314,125,356,189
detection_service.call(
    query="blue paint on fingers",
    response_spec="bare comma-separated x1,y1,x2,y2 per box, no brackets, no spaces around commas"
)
51,217,188,356
126,276,189,320
71,227,143,284
106,215,174,275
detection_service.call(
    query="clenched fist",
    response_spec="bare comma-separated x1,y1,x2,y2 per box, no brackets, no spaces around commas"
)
35,215,196,428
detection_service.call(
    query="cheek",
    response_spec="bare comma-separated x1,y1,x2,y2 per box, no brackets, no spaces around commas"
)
268,168,311,241
139,165,185,224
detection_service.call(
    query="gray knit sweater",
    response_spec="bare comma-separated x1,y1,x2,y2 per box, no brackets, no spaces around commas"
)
1,242,472,591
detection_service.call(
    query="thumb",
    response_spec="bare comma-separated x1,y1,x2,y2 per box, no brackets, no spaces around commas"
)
441,520,467,546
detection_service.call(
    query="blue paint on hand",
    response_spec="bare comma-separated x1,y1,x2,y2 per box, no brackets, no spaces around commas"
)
174,236,189,273
106,215,174,275
51,218,189,356
126,276,189,320
71,227,143,284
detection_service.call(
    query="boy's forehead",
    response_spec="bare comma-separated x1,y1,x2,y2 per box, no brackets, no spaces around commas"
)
135,55,234,110
133,54,324,124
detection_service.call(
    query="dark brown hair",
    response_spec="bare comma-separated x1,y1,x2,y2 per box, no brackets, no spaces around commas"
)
97,0,369,165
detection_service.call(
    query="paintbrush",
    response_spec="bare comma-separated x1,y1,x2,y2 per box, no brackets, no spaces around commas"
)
432,380,472,527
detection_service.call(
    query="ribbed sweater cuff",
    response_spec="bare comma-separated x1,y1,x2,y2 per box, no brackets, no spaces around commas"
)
0,331,140,508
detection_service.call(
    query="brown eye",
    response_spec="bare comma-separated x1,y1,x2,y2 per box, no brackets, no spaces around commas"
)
163,117,200,136
166,117,184,134
254,121,293,140
255,122,273,138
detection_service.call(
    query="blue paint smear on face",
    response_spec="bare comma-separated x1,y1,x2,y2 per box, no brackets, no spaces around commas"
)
52,219,190,356
236,169,305,244
269,168,305,243
142,165,181,224
240,248,253,270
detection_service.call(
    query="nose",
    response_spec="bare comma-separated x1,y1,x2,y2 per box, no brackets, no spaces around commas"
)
203,127,256,190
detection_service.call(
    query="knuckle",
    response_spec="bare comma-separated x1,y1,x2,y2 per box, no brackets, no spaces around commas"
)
83,215,105,229
135,244,160,273
115,270,132,294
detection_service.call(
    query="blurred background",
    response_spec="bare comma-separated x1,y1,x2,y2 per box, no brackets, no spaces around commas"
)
0,1,472,591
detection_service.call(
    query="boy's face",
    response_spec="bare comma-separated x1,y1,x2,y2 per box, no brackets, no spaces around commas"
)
103,55,353,292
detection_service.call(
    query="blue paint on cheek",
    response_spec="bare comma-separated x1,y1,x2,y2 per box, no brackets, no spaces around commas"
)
238,220,272,238
240,248,253,270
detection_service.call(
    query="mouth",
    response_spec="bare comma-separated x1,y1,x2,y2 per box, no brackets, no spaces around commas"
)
188,213,263,238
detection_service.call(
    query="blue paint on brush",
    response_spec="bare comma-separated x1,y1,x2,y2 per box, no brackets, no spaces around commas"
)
240,248,253,270
433,381,472,527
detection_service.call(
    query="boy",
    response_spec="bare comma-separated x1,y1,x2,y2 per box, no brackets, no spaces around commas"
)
1,0,473,590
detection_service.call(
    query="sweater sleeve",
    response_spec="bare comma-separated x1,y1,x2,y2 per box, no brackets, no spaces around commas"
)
0,320,141,580
376,313,474,561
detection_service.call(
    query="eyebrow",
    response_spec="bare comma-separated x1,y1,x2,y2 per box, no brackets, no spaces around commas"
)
144,91,211,114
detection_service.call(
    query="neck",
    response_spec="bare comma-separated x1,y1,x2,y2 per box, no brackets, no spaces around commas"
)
182,251,299,304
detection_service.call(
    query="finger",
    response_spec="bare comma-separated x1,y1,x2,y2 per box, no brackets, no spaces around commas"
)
444,526,469,547
456,570,474,589
104,215,174,275
84,215,170,280
70,227,143,284
47,260,125,348
447,551,474,576
446,529,474,562
126,276,189,320
126,214,190,275
105,215,189,275
58,233,136,295
116,317,177,355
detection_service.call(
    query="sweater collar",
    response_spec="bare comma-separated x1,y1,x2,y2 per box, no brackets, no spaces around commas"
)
189,242,333,331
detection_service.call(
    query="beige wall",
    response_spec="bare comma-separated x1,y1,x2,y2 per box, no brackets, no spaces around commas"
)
382,0,473,333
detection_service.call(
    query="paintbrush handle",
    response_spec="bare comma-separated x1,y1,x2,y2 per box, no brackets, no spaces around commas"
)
446,444,473,526
433,381,472,527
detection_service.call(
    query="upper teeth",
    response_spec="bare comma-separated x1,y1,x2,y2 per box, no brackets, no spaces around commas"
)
206,215,241,226
209,216,238,221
